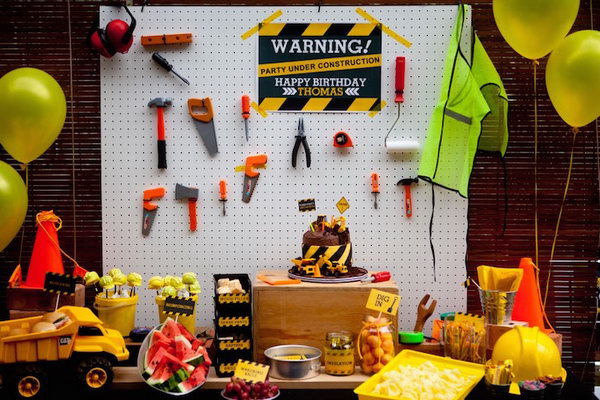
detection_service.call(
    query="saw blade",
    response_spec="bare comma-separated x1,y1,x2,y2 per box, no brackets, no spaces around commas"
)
193,119,218,156
142,209,157,236
242,174,259,203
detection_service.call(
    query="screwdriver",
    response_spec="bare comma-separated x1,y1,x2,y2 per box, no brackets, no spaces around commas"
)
242,95,250,141
152,52,190,85
371,172,380,209
219,179,228,216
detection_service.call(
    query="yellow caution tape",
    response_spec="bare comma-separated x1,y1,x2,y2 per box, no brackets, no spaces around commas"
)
234,164,267,173
251,101,268,118
355,8,412,48
241,10,283,40
368,100,387,117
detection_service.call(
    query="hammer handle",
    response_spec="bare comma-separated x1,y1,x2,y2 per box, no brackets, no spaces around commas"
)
156,107,167,169
405,185,412,218
188,200,197,231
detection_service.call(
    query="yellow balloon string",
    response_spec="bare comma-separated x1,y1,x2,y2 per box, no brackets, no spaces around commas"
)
357,320,392,365
533,60,539,268
17,164,28,266
35,211,81,269
542,128,578,325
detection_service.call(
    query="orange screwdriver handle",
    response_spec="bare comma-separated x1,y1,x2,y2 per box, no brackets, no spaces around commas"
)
219,179,228,200
187,98,214,123
245,154,268,177
405,185,412,218
242,95,250,119
371,173,380,193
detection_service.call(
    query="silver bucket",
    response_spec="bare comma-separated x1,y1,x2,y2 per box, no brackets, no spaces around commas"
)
478,289,517,325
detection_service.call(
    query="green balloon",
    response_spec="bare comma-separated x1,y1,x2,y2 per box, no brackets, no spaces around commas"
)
0,68,66,164
0,161,28,251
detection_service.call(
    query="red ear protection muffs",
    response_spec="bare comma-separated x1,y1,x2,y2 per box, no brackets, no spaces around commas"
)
89,5,136,58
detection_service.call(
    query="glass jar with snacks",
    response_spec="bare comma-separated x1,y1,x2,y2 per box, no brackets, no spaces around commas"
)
324,331,355,376
358,313,396,375
443,317,486,364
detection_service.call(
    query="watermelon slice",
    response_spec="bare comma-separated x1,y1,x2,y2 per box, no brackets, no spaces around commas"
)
174,365,208,393
175,336,192,360
162,352,194,374
143,346,169,379
145,358,170,387
162,367,190,392
150,330,173,347
176,320,195,343
191,338,204,351
160,318,181,340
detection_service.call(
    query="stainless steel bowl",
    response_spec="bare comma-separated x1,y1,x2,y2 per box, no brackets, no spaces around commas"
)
264,345,322,380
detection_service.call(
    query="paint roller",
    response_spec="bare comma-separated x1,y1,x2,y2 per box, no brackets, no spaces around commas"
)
385,56,421,152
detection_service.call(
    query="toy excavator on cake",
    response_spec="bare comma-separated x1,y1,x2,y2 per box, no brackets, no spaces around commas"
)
291,254,348,277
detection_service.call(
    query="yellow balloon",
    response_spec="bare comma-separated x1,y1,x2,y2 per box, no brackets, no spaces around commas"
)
546,30,600,128
0,68,66,164
0,161,28,252
493,0,579,60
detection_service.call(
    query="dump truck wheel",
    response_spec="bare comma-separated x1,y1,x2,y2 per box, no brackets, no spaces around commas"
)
76,356,113,391
13,365,47,399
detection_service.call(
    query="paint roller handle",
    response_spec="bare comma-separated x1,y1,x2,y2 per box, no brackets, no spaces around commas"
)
395,56,405,103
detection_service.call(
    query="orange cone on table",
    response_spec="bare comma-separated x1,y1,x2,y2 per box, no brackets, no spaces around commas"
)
24,210,65,288
511,257,546,331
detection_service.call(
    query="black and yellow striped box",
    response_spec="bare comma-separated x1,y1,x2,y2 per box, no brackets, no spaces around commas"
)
258,23,382,112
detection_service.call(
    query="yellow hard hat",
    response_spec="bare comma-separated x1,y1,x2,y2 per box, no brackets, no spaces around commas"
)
492,326,562,381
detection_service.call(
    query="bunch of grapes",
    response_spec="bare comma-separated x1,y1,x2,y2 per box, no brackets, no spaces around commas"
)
223,377,280,400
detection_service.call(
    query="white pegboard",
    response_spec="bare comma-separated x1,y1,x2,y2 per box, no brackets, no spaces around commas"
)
101,6,471,333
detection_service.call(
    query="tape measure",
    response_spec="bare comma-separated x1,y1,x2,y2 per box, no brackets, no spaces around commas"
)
333,131,354,148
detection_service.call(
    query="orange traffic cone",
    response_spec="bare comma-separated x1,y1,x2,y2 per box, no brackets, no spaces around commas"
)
24,211,65,288
512,257,547,331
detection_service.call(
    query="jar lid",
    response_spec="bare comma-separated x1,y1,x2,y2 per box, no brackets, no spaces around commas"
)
326,331,353,342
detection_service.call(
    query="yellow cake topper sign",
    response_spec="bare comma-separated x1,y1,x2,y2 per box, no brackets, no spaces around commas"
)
234,359,270,383
366,289,400,316
336,197,350,214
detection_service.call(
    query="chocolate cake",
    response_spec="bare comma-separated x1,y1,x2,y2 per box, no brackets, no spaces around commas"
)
301,216,352,268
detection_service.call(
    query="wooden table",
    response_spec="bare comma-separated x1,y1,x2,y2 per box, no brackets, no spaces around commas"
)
113,366,369,390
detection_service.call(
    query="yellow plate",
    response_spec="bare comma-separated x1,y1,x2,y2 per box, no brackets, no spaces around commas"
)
354,350,484,400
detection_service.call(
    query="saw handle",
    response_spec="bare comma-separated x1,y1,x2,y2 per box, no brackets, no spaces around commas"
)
188,199,197,231
245,154,268,177
188,98,214,123
395,56,406,103
143,187,166,210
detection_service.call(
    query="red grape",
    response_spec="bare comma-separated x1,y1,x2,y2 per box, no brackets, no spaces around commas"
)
240,392,249,400
232,383,241,393
271,385,279,394
225,383,235,394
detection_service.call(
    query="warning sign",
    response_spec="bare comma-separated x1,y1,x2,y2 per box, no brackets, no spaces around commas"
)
258,23,382,112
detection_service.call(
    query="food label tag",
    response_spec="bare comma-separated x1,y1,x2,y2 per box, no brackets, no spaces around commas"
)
366,289,400,316
336,196,350,214
43,272,77,296
163,296,195,316
298,198,316,212
234,359,270,383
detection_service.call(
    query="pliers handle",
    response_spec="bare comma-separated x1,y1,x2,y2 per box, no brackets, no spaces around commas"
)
292,118,311,168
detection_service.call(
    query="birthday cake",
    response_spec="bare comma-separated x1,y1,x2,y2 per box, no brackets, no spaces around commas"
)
290,216,366,281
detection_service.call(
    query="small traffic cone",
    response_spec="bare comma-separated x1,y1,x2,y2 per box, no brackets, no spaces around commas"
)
512,257,547,331
24,211,65,288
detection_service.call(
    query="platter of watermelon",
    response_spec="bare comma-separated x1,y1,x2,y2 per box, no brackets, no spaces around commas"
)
137,317,212,395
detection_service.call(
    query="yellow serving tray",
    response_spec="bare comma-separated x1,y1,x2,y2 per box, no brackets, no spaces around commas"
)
354,350,485,400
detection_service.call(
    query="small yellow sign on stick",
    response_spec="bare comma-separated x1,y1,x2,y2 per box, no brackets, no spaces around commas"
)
234,359,270,383
336,196,350,214
366,289,400,316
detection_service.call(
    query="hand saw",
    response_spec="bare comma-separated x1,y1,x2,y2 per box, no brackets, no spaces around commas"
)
242,154,268,203
142,187,166,236
188,97,218,156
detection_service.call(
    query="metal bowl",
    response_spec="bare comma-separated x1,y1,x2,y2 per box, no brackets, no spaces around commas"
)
264,345,322,380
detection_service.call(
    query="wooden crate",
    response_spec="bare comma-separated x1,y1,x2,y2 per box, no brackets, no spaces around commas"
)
253,270,399,363
7,284,85,319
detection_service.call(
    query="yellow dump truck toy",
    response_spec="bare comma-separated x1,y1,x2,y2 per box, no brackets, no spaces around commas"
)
0,306,129,398
291,255,336,277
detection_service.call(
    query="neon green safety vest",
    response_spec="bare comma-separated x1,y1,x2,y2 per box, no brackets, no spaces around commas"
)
419,5,508,197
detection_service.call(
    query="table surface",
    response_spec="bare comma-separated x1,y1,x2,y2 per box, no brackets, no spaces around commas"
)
114,366,370,390
254,270,397,289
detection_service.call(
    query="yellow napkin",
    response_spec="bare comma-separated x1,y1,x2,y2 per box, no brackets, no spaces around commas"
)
477,265,523,291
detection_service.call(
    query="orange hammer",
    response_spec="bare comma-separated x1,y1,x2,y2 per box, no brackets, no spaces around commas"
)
397,177,418,218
